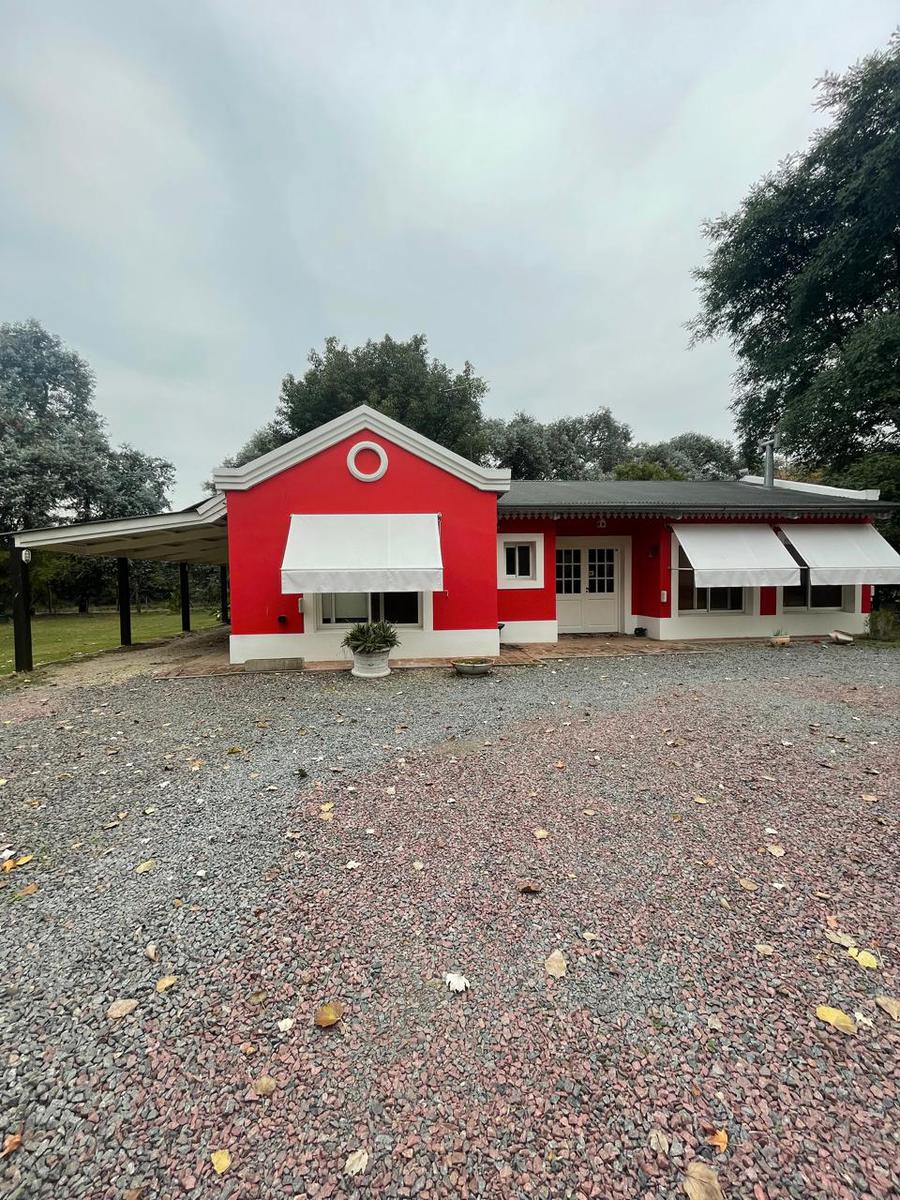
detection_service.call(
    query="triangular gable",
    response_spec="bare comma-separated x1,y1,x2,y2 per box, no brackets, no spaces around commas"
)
212,405,510,494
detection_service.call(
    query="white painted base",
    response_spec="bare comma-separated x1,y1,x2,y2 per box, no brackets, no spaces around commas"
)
634,611,867,641
499,619,558,644
230,628,500,665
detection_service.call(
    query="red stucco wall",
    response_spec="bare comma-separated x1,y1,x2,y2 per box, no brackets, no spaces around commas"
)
226,430,500,636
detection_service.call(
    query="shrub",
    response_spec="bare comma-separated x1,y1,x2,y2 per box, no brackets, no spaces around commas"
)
867,609,900,641
340,620,400,654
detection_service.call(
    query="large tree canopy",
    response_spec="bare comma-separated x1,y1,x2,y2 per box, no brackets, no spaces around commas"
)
690,34,900,470
485,408,633,479
226,334,488,467
1,319,174,531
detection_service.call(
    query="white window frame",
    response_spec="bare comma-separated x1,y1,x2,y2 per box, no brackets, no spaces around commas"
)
316,592,424,628
676,548,745,614
497,532,544,590
780,572,848,613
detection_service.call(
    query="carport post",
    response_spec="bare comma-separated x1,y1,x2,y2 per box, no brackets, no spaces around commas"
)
117,557,132,647
9,546,34,673
219,564,230,624
179,562,191,632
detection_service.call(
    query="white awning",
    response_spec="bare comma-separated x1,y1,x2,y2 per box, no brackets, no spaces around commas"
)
778,523,900,585
281,513,443,593
672,523,801,588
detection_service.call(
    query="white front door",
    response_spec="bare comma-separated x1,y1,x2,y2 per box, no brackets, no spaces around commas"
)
556,541,622,633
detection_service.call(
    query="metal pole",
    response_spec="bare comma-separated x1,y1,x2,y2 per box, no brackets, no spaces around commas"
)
179,562,191,632
117,557,132,646
219,564,230,624
10,547,34,673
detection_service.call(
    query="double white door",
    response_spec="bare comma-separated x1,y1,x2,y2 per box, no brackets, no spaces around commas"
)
556,541,621,633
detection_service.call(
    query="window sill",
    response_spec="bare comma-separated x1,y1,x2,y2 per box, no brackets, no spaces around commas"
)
499,576,542,590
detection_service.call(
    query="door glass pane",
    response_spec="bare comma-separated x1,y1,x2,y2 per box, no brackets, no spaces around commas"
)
555,548,581,595
587,548,615,594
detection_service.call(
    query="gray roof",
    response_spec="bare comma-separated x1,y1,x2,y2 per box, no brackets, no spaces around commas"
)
499,479,896,516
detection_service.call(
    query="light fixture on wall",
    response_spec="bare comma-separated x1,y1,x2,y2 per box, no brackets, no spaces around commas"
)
595,518,607,530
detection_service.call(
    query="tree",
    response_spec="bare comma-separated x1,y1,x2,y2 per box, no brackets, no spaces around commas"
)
628,432,739,480
690,34,900,470
485,407,632,478
225,334,489,468
613,460,684,481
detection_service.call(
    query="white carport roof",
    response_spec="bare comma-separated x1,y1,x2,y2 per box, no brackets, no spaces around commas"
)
7,495,227,564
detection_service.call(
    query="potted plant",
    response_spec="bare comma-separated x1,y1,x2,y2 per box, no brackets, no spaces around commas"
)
341,620,400,678
770,628,790,648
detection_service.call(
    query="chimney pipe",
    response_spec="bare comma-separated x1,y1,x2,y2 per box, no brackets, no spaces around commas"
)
759,436,776,488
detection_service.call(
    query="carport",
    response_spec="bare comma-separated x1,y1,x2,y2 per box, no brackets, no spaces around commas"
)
3,495,229,672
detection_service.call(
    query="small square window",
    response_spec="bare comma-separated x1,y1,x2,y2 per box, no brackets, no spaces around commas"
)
504,542,534,579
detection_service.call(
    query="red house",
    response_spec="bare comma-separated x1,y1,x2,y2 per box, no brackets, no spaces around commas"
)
7,404,900,669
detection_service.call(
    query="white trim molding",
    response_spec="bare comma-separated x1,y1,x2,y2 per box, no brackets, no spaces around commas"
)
499,619,558,644
347,441,388,482
740,476,881,501
213,405,511,494
497,531,545,590
230,626,500,664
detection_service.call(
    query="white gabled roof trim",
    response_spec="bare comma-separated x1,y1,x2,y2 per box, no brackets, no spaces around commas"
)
740,475,881,501
212,405,511,493
12,493,227,552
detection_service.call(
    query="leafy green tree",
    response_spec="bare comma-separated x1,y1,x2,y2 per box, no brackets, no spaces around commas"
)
690,34,900,470
612,460,684,481
629,432,739,480
225,334,488,467
486,408,632,478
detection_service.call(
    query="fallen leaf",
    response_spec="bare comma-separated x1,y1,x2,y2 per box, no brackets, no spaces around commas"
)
554,761,566,770
239,1042,257,1055
226,746,243,755
706,1129,729,1153
412,860,424,871
707,1014,723,1032
847,947,879,970
1,1131,23,1159
648,1128,670,1155
248,990,267,1006
861,793,877,802
319,810,334,822
693,794,710,805
825,914,838,929
582,808,596,816
738,878,758,892
766,844,785,858
14,854,33,867
252,1074,277,1097
156,975,177,993
815,1004,857,1035
544,949,567,979
517,880,544,895
824,929,857,949
854,1011,874,1028
875,995,900,1021
16,882,38,898
344,860,361,870
277,1017,294,1032
210,1148,231,1175
314,1000,345,1026
683,1159,724,1200
444,973,470,993
144,943,158,961
134,859,157,874
107,998,139,1019
533,828,549,840
754,943,774,956
344,1148,369,1177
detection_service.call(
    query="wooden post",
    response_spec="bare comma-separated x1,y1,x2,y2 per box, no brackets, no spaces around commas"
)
179,562,191,632
117,557,132,647
10,546,34,673
219,564,230,624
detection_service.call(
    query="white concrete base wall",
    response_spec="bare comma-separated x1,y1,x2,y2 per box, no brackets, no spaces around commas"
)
649,611,867,641
499,619,558,644
230,628,500,664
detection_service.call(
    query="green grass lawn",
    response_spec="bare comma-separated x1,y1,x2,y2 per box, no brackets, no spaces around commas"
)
0,609,220,675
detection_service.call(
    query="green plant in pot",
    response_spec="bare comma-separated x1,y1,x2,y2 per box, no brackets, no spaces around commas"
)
341,620,400,679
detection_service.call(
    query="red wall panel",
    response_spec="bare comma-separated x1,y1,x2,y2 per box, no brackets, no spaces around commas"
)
226,430,499,636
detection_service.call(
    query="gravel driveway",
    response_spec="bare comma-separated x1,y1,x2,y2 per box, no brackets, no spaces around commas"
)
1,643,898,1200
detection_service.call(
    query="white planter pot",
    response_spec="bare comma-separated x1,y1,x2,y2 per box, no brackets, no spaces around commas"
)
350,648,392,678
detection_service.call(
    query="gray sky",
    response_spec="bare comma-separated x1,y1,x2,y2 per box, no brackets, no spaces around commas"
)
2,1,896,506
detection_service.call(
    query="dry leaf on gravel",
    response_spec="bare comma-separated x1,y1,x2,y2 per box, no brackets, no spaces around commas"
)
648,1128,670,1155
754,944,774,956
766,844,785,857
738,878,758,892
16,882,38,898
683,1159,724,1199
344,1148,369,1177
444,972,470,993
533,828,549,840
107,998,138,1019
545,949,567,978
134,859,157,874
156,975,177,993
707,1014,723,1032
824,929,857,948
248,991,267,1006
252,1074,277,1097
412,861,424,871
816,1005,857,1035
875,995,900,1021
1,1132,23,1159
692,794,710,804
706,1129,729,1153
825,914,838,929
847,947,879,970
144,943,158,961
226,746,244,755
344,860,361,871
14,854,33,867
240,1042,257,1056
210,1148,231,1174
314,1001,345,1026
518,880,543,895
277,1018,294,1032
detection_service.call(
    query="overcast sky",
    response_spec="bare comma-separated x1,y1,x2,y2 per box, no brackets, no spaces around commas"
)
2,1,896,506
